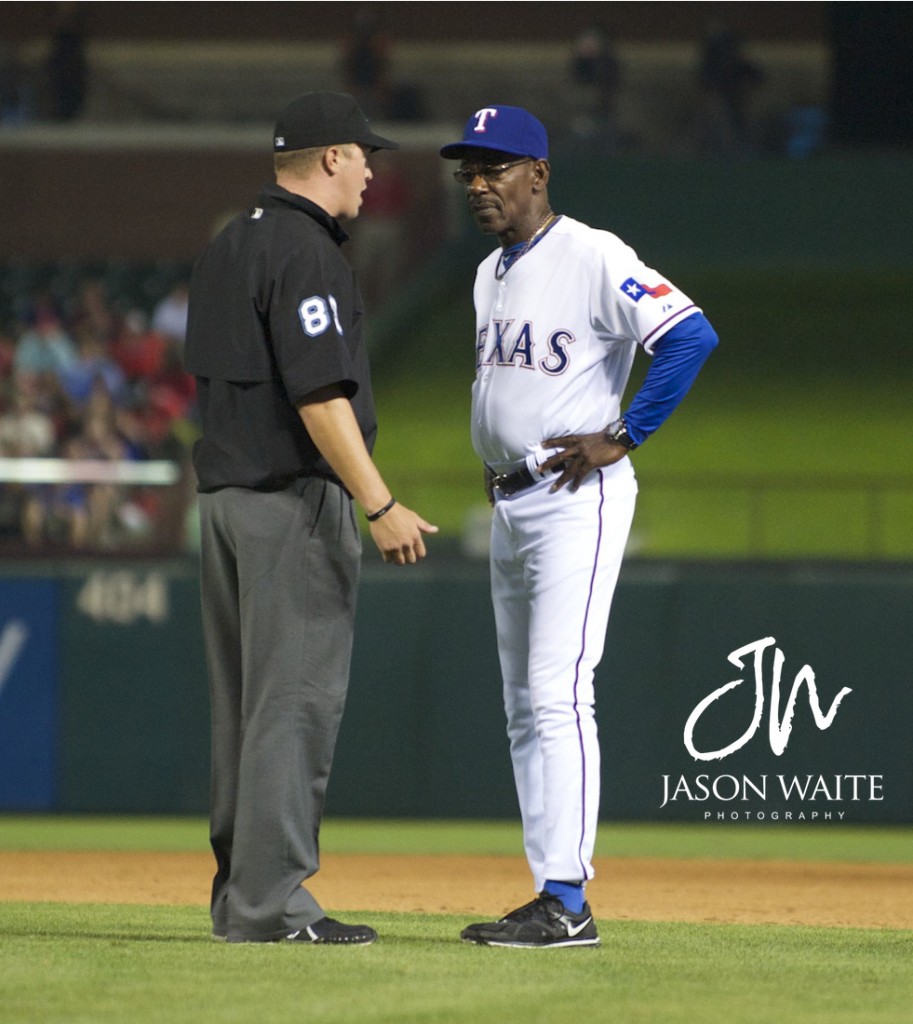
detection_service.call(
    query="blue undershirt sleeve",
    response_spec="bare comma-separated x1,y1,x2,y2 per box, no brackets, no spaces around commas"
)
623,312,719,446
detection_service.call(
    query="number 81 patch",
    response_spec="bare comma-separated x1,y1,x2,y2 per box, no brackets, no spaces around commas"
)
298,294,343,337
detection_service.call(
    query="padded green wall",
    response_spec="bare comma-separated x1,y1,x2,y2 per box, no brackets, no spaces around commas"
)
16,558,905,824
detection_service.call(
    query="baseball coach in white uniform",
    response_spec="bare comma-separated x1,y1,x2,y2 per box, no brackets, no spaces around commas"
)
441,105,719,949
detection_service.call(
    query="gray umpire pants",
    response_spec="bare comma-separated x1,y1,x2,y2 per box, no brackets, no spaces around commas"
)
198,477,361,942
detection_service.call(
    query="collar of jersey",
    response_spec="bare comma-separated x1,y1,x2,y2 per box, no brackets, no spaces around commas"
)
259,184,350,246
499,214,562,273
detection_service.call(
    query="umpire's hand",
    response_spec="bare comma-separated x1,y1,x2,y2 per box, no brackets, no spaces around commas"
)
539,432,630,493
370,503,438,565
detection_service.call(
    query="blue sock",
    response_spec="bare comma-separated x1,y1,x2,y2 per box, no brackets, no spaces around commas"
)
543,879,585,914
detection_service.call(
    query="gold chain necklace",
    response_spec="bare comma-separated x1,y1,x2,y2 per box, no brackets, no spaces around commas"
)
495,211,558,280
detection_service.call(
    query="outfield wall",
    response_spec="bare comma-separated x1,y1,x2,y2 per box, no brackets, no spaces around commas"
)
0,558,910,824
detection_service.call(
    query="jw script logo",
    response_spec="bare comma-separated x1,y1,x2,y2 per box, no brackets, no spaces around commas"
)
684,637,853,762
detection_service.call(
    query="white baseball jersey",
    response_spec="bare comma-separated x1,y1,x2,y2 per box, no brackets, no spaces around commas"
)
471,215,700,470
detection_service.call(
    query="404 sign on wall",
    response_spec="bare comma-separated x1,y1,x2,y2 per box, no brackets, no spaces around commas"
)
75,571,170,625
60,567,209,814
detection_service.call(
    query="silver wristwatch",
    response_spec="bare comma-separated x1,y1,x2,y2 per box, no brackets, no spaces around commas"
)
605,417,638,451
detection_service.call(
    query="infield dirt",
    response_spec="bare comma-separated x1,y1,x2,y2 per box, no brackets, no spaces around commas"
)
2,851,911,929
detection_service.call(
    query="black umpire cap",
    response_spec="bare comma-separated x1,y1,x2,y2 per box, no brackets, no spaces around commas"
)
273,92,399,153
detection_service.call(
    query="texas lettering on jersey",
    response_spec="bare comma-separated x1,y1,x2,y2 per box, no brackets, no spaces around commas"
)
476,321,574,376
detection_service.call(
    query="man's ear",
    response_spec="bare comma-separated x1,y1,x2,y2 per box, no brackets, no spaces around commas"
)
322,146,342,175
532,159,551,192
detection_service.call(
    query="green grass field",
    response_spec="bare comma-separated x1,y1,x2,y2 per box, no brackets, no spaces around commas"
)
3,816,913,861
2,818,912,1024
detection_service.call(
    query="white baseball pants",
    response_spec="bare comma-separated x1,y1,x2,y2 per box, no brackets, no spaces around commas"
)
490,459,637,890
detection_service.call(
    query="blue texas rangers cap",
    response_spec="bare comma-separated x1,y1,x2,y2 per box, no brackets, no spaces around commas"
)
439,105,549,160
273,92,399,153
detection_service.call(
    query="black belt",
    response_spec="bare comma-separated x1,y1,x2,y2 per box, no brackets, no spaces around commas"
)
490,465,540,497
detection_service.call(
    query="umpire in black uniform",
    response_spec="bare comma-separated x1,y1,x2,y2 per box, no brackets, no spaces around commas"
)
184,92,437,945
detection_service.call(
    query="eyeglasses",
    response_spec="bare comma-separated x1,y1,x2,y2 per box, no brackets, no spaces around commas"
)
452,158,533,185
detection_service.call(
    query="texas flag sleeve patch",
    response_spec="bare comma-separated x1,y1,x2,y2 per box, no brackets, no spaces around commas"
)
621,277,673,302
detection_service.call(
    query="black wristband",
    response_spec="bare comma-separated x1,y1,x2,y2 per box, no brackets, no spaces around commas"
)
366,497,397,522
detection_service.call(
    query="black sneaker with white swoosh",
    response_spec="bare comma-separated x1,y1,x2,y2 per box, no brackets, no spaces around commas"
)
460,894,600,948
286,917,377,945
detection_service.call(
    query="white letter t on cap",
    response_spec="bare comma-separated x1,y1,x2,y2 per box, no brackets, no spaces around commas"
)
473,108,498,132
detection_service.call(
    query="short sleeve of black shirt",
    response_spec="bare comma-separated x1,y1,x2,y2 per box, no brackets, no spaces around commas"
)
269,242,360,408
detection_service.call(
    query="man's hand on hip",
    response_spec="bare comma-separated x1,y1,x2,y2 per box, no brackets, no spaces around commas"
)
539,432,629,493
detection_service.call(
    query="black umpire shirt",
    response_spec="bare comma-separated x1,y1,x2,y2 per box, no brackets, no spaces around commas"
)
184,184,377,493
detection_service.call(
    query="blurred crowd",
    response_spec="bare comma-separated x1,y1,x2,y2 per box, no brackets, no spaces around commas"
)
0,276,197,552
0,5,829,160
